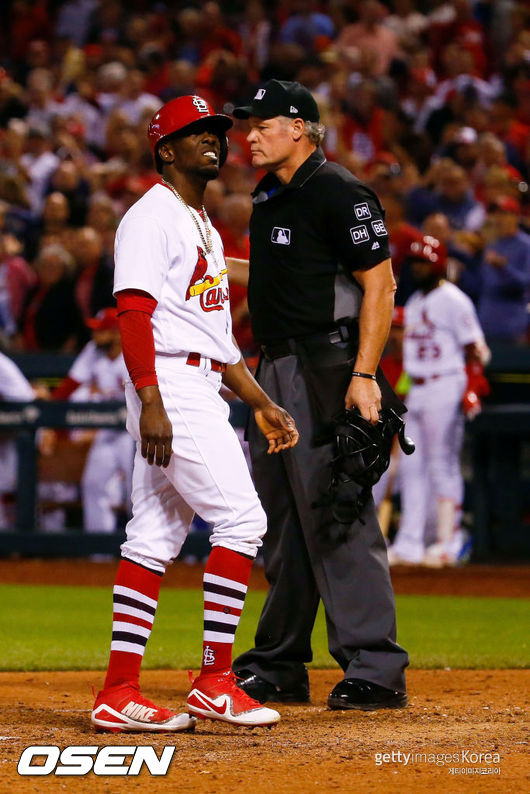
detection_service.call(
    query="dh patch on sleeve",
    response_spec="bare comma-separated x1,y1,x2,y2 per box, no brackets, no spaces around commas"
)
350,225,370,244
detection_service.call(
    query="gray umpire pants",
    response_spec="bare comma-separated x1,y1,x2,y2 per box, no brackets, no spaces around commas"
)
233,354,409,693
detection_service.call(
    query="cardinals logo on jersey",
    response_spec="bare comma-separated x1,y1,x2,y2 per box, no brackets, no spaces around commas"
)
185,246,229,312
186,246,210,300
406,308,441,360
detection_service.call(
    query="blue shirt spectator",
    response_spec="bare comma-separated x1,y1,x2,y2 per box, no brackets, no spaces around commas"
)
478,198,530,344
279,2,335,51
406,162,485,231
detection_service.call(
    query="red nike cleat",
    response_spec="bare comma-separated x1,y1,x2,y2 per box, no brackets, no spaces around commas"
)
91,683,196,733
187,670,281,726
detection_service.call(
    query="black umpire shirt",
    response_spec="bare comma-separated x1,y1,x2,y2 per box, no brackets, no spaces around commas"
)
248,147,391,345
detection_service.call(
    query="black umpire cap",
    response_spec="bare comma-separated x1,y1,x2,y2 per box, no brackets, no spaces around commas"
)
233,79,320,122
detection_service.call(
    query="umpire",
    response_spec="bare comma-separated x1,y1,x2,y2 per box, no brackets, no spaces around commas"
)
231,80,409,710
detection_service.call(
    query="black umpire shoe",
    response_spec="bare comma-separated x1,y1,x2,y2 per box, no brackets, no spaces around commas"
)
328,678,408,711
235,670,310,704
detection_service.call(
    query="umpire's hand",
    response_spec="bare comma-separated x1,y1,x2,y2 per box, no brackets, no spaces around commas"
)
254,402,299,454
345,376,382,425
138,385,173,467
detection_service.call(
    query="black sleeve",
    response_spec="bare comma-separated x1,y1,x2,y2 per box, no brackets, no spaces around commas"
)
323,178,391,272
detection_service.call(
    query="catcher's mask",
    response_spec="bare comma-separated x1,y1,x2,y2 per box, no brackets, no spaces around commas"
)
325,408,415,525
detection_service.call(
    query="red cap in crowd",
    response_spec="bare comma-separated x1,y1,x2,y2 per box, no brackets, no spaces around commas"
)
86,308,119,331
489,196,521,214
408,235,447,273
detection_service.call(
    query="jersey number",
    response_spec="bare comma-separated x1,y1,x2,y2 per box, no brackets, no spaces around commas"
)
416,341,441,360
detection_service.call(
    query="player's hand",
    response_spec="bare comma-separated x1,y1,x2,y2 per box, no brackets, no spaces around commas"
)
254,402,299,454
345,376,381,425
138,390,173,467
462,388,482,419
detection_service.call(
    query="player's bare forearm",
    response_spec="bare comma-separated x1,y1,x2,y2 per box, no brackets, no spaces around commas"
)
223,356,269,409
465,340,491,365
223,357,299,453
137,384,173,467
347,258,396,423
226,257,249,287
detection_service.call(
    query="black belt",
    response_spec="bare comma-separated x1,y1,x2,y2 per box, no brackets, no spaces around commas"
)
261,325,353,361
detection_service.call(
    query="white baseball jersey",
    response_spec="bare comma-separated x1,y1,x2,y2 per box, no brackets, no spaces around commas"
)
69,341,128,400
113,183,240,365
403,282,484,379
0,352,34,401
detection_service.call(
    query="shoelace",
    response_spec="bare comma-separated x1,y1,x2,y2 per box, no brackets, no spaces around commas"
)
116,683,166,712
189,670,263,709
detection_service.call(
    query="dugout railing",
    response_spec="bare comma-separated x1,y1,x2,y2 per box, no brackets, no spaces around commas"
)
0,397,249,560
1,347,529,560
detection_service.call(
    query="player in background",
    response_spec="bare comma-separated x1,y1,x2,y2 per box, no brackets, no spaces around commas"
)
0,351,35,527
90,95,298,734
51,308,133,534
388,236,490,567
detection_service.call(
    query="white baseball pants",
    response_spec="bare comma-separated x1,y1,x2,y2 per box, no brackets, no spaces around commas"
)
392,372,466,562
81,429,135,532
120,355,266,572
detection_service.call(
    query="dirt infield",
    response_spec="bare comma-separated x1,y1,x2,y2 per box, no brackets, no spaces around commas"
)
1,561,528,791
1,558,530,597
0,669,527,794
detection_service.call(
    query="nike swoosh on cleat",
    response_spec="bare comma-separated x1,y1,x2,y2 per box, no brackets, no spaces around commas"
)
188,690,234,716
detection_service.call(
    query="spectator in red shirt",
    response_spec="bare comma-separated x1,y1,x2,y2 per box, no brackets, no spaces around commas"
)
488,93,530,173
73,226,114,323
335,0,401,76
218,193,257,357
199,1,243,60
19,243,83,352
339,78,386,164
0,232,37,332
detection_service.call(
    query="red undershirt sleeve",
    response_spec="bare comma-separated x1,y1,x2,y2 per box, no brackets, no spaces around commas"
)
51,376,81,401
116,289,159,391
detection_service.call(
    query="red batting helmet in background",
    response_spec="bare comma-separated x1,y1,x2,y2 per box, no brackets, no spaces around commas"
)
407,235,447,274
86,307,119,331
148,95,233,172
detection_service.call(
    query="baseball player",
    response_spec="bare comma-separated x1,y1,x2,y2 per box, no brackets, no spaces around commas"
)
91,95,299,733
388,236,490,567
0,351,35,527
51,308,134,533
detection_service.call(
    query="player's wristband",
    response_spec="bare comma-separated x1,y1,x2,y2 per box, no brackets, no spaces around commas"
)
351,371,377,381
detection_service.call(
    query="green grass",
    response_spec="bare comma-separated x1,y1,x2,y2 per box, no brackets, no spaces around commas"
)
1,585,528,671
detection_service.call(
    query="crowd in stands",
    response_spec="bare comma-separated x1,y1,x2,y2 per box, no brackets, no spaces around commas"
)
0,0,529,360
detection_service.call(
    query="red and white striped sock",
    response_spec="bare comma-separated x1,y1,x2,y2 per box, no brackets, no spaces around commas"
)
201,546,253,675
103,558,162,690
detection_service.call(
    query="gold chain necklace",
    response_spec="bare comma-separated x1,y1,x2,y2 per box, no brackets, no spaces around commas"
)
161,179,214,255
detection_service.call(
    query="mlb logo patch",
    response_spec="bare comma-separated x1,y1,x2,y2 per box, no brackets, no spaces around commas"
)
350,225,369,245
354,202,371,220
271,227,291,245
254,88,266,100
372,219,387,237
